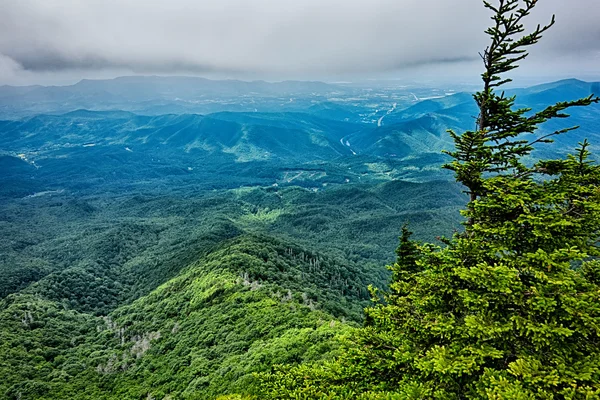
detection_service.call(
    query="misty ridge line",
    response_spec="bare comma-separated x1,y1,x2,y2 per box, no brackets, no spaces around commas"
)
1,74,598,90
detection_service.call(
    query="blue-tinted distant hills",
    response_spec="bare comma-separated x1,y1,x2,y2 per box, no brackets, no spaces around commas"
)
1,77,598,198
0,76,353,118
343,79,600,159
73,76,341,97
0,111,355,163
508,79,596,105
385,92,476,123
346,114,461,158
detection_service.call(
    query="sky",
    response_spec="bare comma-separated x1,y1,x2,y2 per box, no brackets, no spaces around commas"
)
0,0,599,86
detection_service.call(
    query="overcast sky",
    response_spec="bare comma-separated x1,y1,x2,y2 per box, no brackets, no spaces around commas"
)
0,0,599,86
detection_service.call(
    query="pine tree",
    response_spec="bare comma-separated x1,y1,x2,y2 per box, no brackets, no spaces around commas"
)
444,0,599,219
256,0,600,398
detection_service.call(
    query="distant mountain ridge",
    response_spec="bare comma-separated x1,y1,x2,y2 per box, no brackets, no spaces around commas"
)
348,79,600,158
1,75,344,96
1,75,596,120
0,76,352,118
1,77,598,197
0,110,356,163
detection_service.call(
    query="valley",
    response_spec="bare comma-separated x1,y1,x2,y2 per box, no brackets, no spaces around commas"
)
1,76,599,399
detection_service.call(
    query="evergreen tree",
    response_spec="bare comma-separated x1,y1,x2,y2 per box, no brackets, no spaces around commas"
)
256,0,600,398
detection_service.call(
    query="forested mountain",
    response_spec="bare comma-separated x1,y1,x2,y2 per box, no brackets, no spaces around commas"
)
1,72,599,398
1,234,370,399
0,176,466,399
2,78,598,163
250,1,600,397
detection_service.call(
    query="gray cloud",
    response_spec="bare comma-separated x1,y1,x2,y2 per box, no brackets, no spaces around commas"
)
0,0,598,85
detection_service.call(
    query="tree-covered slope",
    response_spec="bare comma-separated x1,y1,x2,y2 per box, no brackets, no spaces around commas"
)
0,179,464,304
0,175,465,399
1,234,372,400
250,0,600,397
0,111,357,163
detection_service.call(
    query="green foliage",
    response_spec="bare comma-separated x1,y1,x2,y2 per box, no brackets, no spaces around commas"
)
0,294,100,400
0,179,462,307
0,168,464,398
445,0,599,206
0,164,465,399
256,1,600,398
3,1,599,399
0,235,362,400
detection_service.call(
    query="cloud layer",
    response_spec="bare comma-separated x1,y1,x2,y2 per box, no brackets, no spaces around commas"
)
1,0,598,84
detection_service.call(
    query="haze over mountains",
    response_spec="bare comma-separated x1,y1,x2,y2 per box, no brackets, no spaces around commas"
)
0,75,475,118
1,77,599,197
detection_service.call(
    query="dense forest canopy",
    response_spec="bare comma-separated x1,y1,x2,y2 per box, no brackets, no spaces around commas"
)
255,0,600,398
1,1,600,399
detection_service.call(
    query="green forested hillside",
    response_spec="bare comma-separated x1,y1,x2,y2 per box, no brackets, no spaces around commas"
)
2,76,598,398
0,180,464,305
1,235,358,399
248,0,600,397
1,12,598,397
0,174,465,399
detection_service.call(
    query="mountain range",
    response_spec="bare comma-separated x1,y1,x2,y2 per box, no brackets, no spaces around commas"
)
1,76,599,399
